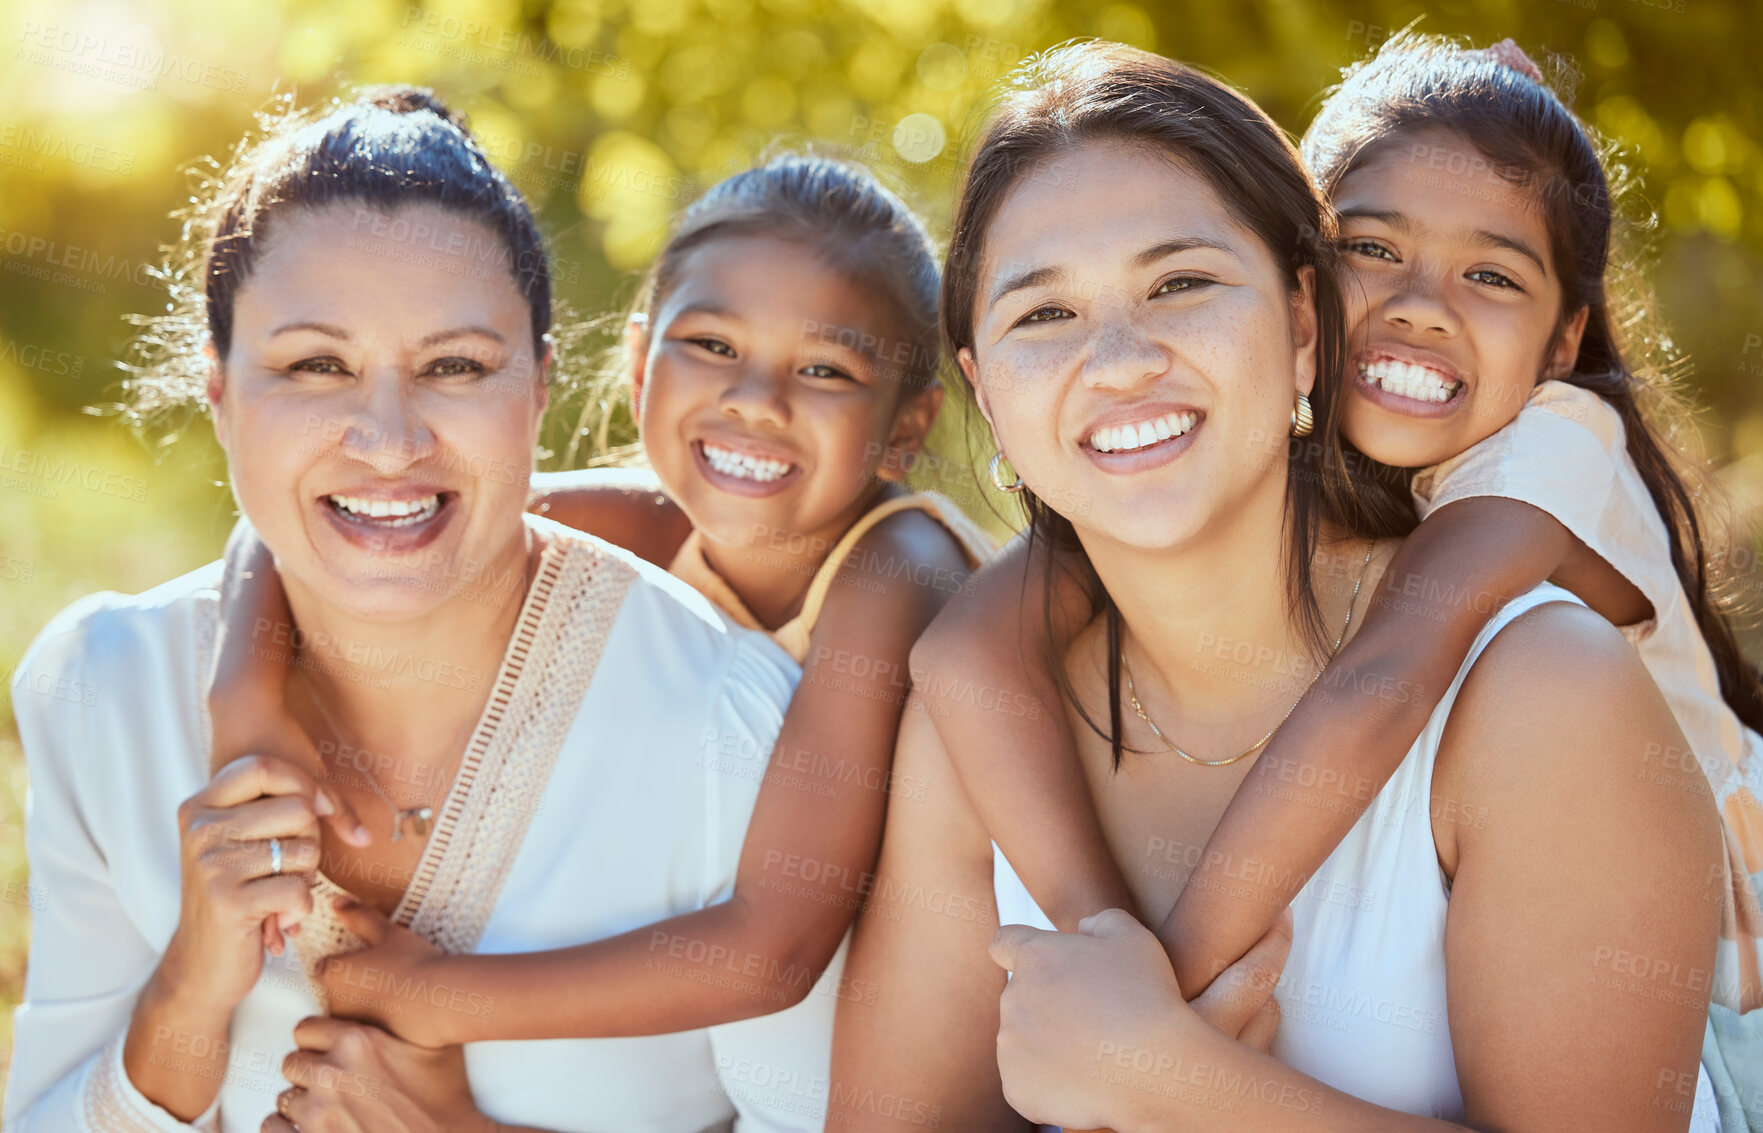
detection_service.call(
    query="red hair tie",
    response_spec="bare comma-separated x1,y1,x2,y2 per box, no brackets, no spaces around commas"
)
1481,38,1544,84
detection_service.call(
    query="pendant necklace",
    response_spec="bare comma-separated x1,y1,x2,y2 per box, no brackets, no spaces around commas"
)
1120,541,1374,767
296,668,474,842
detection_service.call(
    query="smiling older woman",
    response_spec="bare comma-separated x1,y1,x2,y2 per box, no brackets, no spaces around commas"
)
4,89,829,1133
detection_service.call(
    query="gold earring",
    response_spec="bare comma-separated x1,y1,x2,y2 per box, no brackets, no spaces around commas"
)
988,451,1025,494
1290,392,1314,438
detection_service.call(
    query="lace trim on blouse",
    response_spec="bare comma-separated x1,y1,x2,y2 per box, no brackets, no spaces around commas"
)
195,535,635,1002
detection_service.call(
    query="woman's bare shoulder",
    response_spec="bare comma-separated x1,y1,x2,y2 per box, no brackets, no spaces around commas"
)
1433,597,1721,878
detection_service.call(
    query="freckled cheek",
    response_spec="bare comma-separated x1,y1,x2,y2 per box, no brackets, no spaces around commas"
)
982,340,1075,428
1165,304,1282,391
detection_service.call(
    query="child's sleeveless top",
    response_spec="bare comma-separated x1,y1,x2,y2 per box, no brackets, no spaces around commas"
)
667,491,995,664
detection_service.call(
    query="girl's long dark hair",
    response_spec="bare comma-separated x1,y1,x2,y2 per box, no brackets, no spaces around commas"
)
941,40,1416,766
1304,31,1763,730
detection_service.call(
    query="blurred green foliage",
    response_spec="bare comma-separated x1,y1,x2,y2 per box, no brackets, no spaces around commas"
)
2,0,1761,1090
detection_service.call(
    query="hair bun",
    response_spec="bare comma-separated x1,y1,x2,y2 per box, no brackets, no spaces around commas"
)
358,85,471,134
1479,38,1544,85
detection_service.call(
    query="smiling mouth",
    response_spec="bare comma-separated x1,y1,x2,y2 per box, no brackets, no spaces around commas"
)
1359,358,1463,404
1086,410,1199,454
697,441,798,484
326,493,446,527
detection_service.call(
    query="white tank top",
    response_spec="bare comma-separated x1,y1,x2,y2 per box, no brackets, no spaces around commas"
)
993,583,1723,1127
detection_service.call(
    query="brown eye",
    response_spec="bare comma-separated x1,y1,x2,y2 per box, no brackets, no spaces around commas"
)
688,337,736,357
290,357,348,375
1020,306,1072,325
1467,269,1523,292
801,363,854,381
1153,275,1210,296
427,356,486,377
1342,239,1397,261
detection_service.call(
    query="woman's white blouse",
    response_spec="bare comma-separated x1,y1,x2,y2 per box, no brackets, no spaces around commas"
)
5,518,844,1133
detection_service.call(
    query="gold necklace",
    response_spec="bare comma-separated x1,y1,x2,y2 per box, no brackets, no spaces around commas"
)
1120,541,1374,767
292,539,541,839
296,669,476,842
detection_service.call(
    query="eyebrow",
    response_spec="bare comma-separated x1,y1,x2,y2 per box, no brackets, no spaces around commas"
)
416,326,505,349
270,320,351,339
985,236,1234,312
1468,229,1548,278
1337,206,1548,278
1336,206,1412,234
1132,236,1235,267
985,266,1062,312
671,302,744,322
267,323,506,347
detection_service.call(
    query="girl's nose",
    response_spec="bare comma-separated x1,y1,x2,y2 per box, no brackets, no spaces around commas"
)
717,365,792,429
1382,267,1461,337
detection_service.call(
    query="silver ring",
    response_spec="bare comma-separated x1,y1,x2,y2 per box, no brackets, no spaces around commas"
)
269,837,283,876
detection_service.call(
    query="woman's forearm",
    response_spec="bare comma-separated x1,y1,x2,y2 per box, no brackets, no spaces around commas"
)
121,955,237,1121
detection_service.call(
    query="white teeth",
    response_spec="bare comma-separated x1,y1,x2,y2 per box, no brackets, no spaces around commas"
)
1087,411,1197,453
1360,358,1461,403
328,493,441,526
701,443,794,483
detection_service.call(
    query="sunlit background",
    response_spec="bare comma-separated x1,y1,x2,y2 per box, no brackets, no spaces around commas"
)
2,0,1760,1087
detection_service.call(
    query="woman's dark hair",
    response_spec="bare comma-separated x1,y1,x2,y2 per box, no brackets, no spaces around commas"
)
1303,30,1763,730
124,86,551,422
942,40,1415,766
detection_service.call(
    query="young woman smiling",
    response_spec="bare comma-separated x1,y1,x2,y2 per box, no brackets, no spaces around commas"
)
832,42,1723,1132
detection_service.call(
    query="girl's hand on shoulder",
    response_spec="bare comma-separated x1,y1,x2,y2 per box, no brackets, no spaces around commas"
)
987,907,1291,1131
316,897,461,1049
988,909,1199,1130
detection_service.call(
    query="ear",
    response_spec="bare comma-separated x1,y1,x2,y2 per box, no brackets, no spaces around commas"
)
1544,305,1590,382
532,341,553,425
877,385,944,483
1289,265,1319,399
203,341,229,450
958,346,1002,441
625,313,651,422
